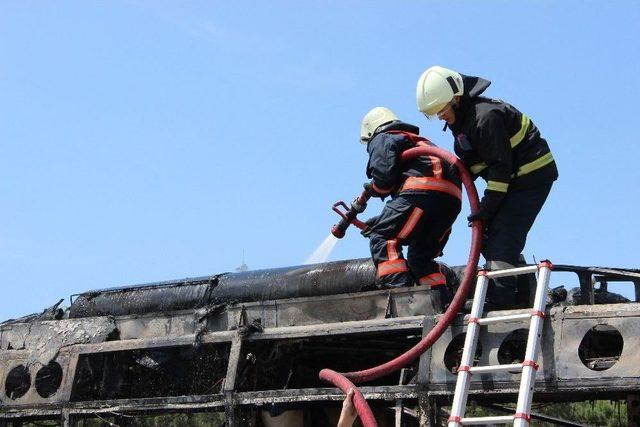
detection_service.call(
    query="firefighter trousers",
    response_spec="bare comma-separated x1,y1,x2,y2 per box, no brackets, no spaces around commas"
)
483,183,553,307
368,192,461,300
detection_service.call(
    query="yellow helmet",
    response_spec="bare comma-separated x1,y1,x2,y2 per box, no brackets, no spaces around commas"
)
360,107,399,144
416,66,464,117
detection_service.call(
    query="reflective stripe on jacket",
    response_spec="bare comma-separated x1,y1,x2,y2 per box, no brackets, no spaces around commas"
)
450,97,558,214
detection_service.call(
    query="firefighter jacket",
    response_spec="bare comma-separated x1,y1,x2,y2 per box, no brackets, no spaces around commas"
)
448,75,558,216
366,121,461,200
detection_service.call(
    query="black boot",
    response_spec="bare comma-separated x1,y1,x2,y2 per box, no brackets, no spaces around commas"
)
485,261,520,310
432,285,453,312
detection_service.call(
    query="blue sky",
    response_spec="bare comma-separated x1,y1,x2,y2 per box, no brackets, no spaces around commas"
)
1,1,639,319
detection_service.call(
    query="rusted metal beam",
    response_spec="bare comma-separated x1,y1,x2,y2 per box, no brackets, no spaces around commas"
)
223,335,243,427
395,368,409,427
418,393,441,427
60,408,71,427
417,315,434,386
578,271,595,305
629,394,640,427
54,315,424,356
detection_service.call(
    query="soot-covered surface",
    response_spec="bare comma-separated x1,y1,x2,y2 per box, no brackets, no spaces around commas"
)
70,258,377,318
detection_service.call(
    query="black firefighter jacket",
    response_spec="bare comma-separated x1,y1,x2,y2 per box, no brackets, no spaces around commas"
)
447,75,558,216
366,121,461,198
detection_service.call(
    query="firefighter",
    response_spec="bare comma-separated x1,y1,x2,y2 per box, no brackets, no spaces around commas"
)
416,66,558,309
359,107,462,307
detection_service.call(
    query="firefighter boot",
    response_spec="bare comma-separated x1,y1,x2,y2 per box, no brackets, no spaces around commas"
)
485,260,520,310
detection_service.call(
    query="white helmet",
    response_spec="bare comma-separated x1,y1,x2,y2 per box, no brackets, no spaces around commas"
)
360,107,399,144
416,66,464,117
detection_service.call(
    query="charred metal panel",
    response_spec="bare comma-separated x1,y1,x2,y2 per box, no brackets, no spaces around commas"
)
0,284,428,413
1,350,74,405
0,317,117,408
115,312,198,340
222,286,437,330
69,343,230,402
425,303,640,397
556,303,640,380
0,317,116,364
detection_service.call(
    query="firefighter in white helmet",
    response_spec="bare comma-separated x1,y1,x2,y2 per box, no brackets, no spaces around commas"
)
358,107,462,307
416,66,558,309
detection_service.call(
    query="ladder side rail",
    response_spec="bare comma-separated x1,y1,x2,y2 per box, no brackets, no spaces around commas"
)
448,273,489,426
513,263,552,427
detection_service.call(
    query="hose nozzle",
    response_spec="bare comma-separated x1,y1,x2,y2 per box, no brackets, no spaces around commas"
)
330,187,372,239
331,222,347,239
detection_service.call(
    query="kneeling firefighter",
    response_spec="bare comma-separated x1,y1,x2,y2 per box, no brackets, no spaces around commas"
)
416,66,559,309
359,107,462,306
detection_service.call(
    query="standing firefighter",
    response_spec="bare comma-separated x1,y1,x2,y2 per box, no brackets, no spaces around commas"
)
359,107,462,307
416,66,558,309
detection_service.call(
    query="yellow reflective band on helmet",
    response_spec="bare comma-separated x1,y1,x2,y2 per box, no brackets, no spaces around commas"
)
487,180,509,192
510,115,531,148
470,162,488,174
515,152,555,177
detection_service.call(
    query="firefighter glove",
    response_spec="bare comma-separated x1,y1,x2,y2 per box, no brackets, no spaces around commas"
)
363,182,387,200
360,216,379,238
467,209,488,225
467,192,504,226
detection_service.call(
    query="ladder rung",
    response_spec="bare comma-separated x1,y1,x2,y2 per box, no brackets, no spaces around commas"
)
476,313,531,325
485,265,538,279
469,363,523,374
460,415,514,425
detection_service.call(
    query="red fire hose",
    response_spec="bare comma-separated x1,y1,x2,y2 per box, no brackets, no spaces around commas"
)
320,144,483,426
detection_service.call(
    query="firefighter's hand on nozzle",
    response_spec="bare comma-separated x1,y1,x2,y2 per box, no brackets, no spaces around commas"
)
360,216,378,238
363,182,386,200
363,181,374,195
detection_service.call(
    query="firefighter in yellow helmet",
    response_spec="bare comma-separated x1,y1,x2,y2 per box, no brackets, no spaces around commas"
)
416,66,558,309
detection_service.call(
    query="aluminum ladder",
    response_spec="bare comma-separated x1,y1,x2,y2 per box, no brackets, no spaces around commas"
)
448,261,553,426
